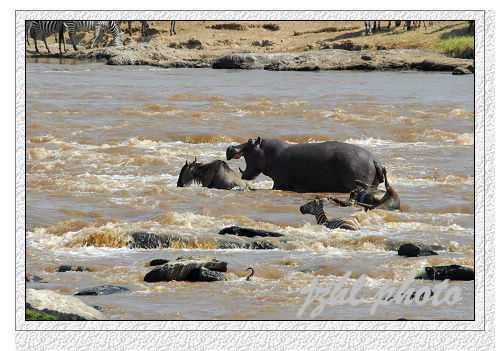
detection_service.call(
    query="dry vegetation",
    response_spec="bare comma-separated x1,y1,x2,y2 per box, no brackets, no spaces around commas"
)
27,20,474,59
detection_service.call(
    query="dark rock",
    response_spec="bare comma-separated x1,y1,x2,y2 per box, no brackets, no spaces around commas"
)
398,243,421,257
144,256,228,283
218,226,284,238
216,239,250,249
250,240,278,250
212,54,258,69
377,46,387,50
452,66,472,75
385,240,447,252
264,63,320,71
149,259,169,266
127,231,159,249
127,232,188,249
57,265,93,272
419,250,438,256
74,285,131,296
92,305,104,312
415,265,474,281
186,267,226,282
26,274,44,282
361,54,375,61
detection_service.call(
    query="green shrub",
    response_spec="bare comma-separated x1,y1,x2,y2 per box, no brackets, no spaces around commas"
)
26,309,58,321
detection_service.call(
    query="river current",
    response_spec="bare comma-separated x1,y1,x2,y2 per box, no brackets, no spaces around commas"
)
25,58,474,320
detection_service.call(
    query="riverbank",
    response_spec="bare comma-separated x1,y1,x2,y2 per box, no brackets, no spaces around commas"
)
25,20,474,72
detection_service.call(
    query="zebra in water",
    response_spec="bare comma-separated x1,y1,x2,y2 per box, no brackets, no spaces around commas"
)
30,20,67,54
64,21,123,50
300,198,361,231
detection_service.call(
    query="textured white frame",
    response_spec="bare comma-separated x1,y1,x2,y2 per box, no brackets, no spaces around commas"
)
16,10,493,349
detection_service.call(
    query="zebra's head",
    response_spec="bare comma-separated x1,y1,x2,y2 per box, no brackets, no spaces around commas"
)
299,197,323,215
177,158,202,187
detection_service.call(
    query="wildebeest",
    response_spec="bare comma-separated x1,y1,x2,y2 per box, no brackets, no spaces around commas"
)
177,158,251,190
330,167,400,211
300,198,360,231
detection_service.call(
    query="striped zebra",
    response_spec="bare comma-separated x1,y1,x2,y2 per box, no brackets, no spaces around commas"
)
30,21,67,54
64,21,123,50
300,198,360,231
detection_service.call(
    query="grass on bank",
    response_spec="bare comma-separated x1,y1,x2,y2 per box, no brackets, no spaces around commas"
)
26,309,58,321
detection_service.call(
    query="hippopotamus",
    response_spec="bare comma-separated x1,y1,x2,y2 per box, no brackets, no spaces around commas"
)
330,167,400,210
226,137,384,193
177,158,251,190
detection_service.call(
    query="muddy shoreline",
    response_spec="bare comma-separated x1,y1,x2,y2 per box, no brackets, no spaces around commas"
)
26,44,474,72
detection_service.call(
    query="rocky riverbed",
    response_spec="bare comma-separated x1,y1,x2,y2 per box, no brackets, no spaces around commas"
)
27,43,473,72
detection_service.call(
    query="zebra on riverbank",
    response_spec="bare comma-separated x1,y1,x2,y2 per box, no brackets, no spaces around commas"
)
300,198,361,231
30,20,67,54
64,20,123,50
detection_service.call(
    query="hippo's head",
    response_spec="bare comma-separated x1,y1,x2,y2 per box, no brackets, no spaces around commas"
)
177,158,201,187
226,137,265,180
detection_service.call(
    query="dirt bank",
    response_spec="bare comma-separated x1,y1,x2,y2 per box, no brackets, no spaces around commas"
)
25,20,474,72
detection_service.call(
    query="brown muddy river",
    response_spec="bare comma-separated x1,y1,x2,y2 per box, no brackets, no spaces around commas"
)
25,58,474,320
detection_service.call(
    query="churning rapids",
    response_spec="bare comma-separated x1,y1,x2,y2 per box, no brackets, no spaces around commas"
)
26,58,474,320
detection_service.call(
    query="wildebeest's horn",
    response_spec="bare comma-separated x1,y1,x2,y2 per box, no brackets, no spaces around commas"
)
185,160,188,166
239,167,244,174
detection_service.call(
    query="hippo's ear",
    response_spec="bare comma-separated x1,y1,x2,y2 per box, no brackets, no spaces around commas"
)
185,160,188,166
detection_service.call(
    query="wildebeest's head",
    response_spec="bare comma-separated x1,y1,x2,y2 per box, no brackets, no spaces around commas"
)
226,137,265,180
177,158,201,187
299,197,323,215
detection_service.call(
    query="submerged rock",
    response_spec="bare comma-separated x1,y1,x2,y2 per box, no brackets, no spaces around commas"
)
186,267,226,282
219,226,284,238
415,265,474,281
74,285,131,296
127,231,159,249
57,265,93,272
26,274,45,283
26,288,106,320
250,240,278,250
452,66,472,75
127,232,188,249
398,243,438,257
149,259,169,266
144,256,227,283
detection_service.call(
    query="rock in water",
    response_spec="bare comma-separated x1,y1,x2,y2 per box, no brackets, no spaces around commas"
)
144,256,227,283
126,231,159,249
26,289,106,320
397,243,438,257
57,265,93,272
415,265,474,281
74,285,131,296
149,259,169,266
219,226,284,238
186,267,226,282
398,243,421,257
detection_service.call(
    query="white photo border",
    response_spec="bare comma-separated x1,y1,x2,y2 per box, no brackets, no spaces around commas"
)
15,9,493,349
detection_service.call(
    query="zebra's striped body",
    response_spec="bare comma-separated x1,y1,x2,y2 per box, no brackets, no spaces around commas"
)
300,198,360,231
30,21,67,54
64,21,122,50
